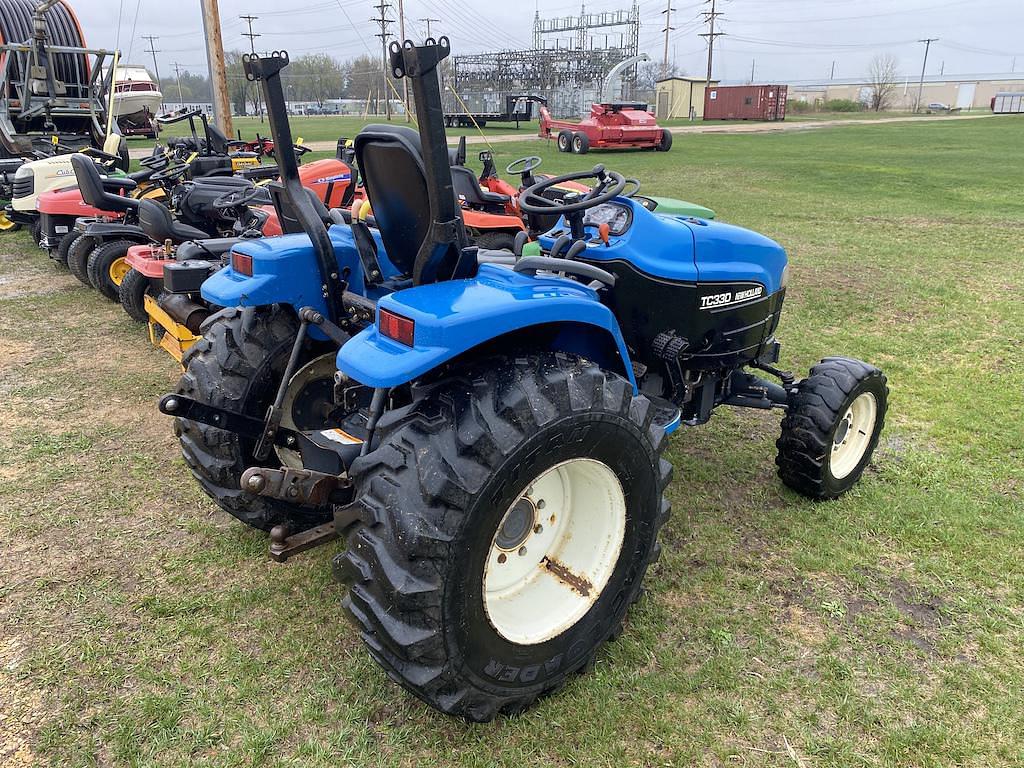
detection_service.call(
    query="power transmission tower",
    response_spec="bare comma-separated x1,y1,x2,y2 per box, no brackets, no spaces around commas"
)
240,14,263,121
172,61,185,106
372,1,394,120
915,37,938,113
661,0,675,78
699,0,725,94
418,16,440,38
142,35,161,85
200,0,232,135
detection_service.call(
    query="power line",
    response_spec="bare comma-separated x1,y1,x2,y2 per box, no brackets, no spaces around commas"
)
698,0,724,89
372,1,394,120
240,15,264,120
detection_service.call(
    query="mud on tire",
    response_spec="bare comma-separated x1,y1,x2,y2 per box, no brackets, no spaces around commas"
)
336,353,672,721
174,305,333,531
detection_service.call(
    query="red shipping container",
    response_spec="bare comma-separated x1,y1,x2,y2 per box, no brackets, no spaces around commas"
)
704,84,788,121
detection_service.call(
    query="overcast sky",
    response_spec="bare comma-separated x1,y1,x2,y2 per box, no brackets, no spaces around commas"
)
77,0,1023,84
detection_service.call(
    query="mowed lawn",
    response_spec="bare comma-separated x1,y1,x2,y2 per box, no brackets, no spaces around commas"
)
1,117,1022,767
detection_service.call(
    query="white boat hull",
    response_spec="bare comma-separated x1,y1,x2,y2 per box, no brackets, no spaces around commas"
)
114,89,163,122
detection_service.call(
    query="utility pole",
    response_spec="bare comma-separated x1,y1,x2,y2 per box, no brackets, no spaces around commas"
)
172,61,184,106
240,14,263,121
398,0,410,122
142,35,161,85
418,17,440,38
200,0,232,136
749,58,755,83
830,60,836,80
372,1,394,120
916,37,938,113
660,0,674,78
699,0,724,96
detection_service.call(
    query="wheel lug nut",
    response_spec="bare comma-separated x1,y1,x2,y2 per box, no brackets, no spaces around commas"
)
518,546,528,557
533,524,543,534
536,499,546,509
497,553,507,564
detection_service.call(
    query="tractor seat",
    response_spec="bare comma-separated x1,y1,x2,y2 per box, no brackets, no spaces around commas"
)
266,181,333,234
138,198,210,244
450,165,510,212
71,154,139,214
355,123,473,285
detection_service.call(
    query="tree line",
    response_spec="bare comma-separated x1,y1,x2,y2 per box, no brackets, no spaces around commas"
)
156,52,395,113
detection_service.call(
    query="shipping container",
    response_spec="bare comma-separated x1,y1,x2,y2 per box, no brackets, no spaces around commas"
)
991,92,1024,114
703,84,788,121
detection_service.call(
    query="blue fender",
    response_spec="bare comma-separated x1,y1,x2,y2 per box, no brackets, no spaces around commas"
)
336,263,637,390
201,224,397,317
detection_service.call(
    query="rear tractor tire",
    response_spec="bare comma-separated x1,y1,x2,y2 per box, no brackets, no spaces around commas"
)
776,357,888,499
337,353,672,721
174,305,336,532
87,239,134,301
119,268,162,323
571,132,590,154
556,129,572,153
67,234,97,286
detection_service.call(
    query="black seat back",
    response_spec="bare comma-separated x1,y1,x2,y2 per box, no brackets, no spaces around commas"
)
267,181,332,234
354,125,433,280
71,154,137,214
138,198,211,243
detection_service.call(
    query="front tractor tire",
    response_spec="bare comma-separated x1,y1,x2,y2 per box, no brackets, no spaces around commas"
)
67,234,96,286
118,268,161,323
776,357,888,499
337,354,672,721
656,129,673,152
174,305,334,531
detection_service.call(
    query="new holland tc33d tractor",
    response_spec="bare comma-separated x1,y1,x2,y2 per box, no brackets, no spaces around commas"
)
160,39,889,721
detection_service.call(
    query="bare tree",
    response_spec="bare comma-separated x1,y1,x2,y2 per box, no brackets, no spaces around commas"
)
867,54,899,112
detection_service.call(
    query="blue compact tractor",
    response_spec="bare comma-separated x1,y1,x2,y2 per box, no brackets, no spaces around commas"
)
160,40,888,721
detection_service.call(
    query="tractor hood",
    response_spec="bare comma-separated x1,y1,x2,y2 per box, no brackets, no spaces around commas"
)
684,218,788,295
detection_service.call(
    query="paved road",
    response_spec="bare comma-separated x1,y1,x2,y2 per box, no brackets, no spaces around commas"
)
128,112,994,159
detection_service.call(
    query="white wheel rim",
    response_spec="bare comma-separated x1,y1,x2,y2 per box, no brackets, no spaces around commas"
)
482,458,626,645
829,392,877,480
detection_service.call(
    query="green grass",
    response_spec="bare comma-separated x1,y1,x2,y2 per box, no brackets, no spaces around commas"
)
2,117,1023,767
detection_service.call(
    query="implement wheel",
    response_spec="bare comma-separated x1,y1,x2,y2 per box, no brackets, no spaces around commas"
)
556,129,572,153
337,353,672,721
174,305,336,531
776,357,888,499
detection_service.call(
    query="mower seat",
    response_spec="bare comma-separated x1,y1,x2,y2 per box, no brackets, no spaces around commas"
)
71,154,139,214
355,124,471,285
450,165,511,212
138,198,210,244
267,181,334,234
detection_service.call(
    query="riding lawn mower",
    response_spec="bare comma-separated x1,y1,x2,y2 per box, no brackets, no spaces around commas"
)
158,39,889,722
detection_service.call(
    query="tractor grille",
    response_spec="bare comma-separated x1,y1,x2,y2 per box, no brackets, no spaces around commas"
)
12,174,33,200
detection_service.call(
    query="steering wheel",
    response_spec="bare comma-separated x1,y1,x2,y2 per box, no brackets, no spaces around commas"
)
506,155,542,177
518,164,626,216
150,162,190,183
621,177,641,198
293,144,311,156
139,153,169,170
82,146,123,165
212,185,265,210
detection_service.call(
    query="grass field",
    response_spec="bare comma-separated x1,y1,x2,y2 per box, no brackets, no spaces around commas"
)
2,117,1023,767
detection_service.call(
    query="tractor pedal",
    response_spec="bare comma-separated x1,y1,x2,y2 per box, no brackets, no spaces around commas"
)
268,521,338,563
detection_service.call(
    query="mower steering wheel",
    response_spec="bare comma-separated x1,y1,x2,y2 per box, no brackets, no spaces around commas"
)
139,153,170,170
150,162,190,183
505,155,542,177
518,164,626,215
82,147,123,165
212,185,265,210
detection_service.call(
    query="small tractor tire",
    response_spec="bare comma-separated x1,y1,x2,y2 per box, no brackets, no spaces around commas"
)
54,230,81,267
87,239,134,301
30,219,41,246
776,357,888,499
337,353,672,721
473,230,517,252
571,132,590,154
67,234,97,286
556,130,572,152
119,268,161,322
174,305,334,532
656,129,673,152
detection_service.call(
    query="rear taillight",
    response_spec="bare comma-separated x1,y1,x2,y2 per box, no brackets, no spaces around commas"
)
231,251,252,276
379,309,415,346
